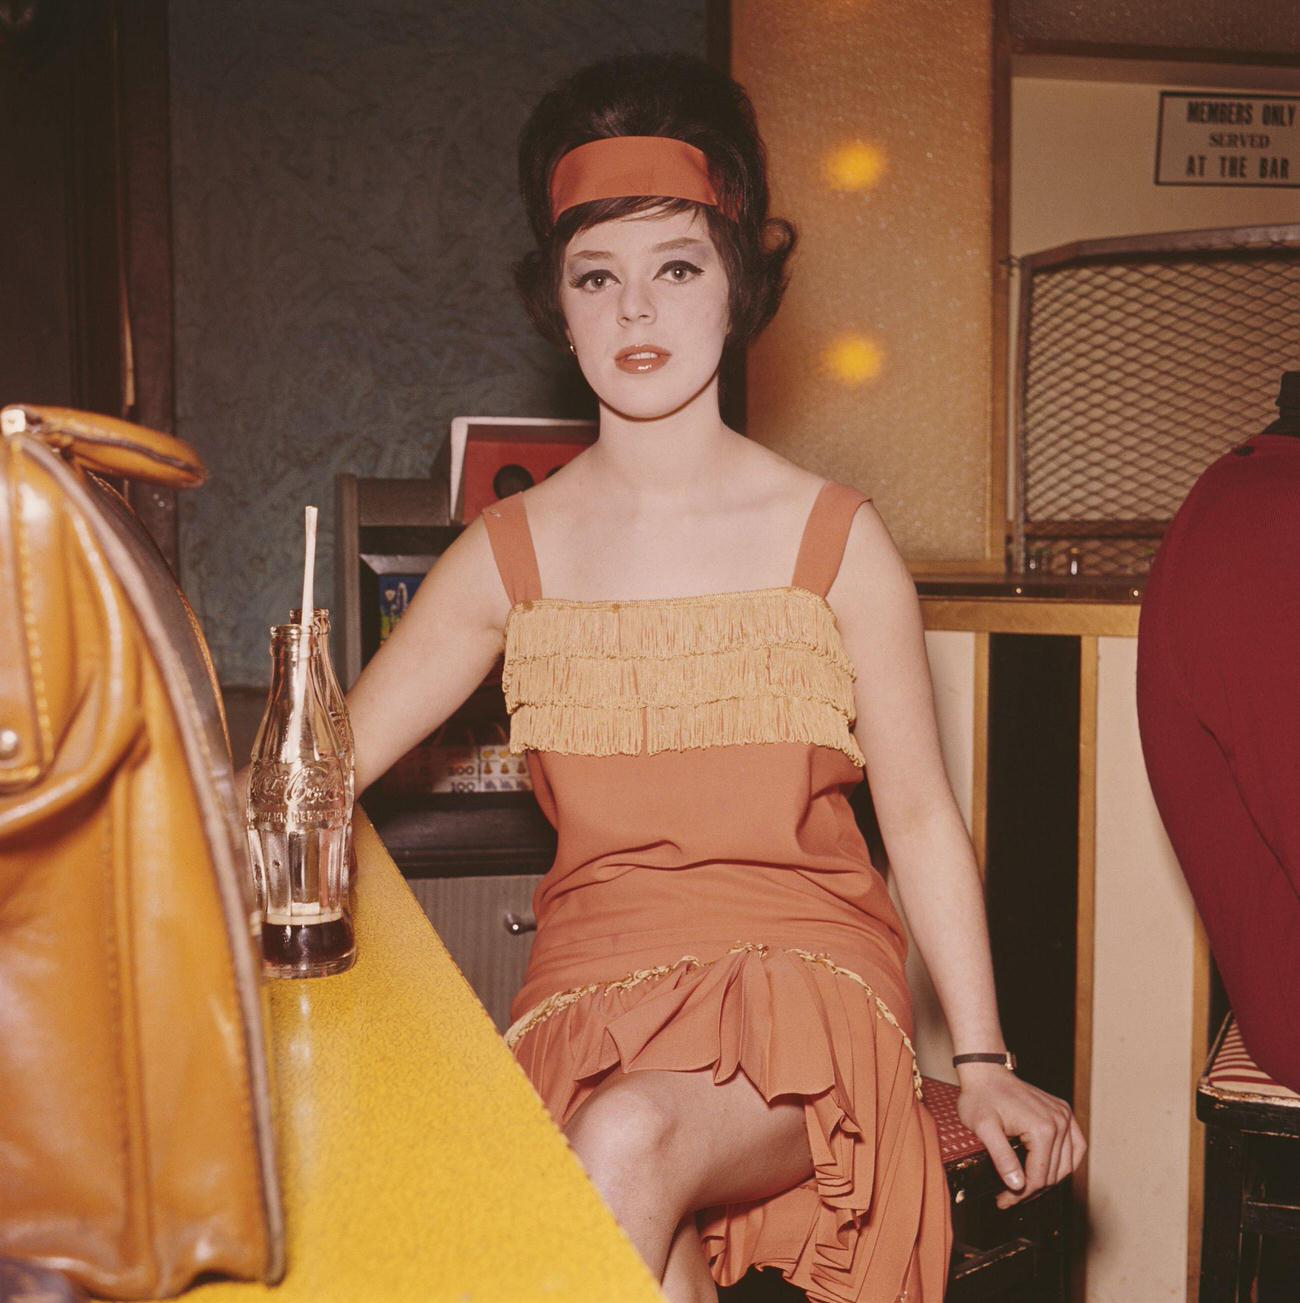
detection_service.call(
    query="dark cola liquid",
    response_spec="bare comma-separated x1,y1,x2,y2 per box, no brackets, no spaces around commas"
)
262,911,355,978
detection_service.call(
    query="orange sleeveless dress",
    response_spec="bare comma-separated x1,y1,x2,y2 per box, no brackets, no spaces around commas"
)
483,480,952,1303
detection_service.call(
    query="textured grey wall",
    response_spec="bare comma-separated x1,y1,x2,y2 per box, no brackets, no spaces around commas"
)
170,0,705,685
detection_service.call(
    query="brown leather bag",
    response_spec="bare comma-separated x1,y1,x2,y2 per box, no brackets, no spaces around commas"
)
0,405,284,1298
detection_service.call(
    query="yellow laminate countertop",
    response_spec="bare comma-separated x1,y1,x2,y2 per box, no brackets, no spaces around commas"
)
176,813,663,1303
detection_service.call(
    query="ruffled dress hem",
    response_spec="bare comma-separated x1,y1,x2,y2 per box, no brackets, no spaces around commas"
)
507,941,952,1303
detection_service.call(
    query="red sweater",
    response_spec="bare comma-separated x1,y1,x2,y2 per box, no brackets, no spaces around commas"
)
1137,432,1300,1092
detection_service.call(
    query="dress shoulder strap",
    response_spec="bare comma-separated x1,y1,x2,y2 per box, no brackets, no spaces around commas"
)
791,479,872,597
482,492,542,606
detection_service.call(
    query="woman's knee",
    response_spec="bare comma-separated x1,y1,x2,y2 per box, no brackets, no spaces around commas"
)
564,1075,680,1192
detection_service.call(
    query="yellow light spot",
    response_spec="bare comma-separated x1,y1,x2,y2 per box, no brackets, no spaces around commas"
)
824,334,884,386
823,141,886,192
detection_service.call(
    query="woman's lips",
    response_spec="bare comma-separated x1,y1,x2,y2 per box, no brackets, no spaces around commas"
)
614,346,672,374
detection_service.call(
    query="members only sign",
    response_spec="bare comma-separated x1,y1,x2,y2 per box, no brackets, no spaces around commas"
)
1156,92,1298,187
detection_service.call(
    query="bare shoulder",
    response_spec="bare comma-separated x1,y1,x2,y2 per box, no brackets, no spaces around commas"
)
738,439,827,511
505,447,594,527
825,497,921,637
416,506,511,634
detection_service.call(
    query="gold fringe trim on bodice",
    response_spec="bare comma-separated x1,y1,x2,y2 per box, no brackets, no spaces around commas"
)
504,940,924,1100
501,586,867,767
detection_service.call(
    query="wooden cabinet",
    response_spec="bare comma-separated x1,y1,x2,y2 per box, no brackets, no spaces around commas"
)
366,791,556,1032
405,874,543,1031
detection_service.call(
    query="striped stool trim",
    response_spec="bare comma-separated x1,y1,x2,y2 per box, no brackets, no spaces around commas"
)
1201,1017,1300,1106
921,1076,986,1164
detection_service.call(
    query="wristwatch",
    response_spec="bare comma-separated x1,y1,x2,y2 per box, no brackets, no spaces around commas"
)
952,1050,1017,1070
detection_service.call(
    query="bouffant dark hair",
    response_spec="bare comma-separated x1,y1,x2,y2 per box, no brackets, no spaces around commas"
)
514,52,796,355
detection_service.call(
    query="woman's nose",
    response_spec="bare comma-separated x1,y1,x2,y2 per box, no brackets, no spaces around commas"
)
617,279,655,325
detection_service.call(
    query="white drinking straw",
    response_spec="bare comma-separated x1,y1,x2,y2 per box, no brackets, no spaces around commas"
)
289,506,319,750
300,505,317,629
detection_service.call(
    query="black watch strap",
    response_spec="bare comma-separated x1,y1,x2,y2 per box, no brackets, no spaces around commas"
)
952,1050,1017,1070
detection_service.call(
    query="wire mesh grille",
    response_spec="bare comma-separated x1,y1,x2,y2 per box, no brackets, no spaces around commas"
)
1015,232,1300,576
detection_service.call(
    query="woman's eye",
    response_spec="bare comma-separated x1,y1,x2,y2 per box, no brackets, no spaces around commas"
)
570,270,613,291
660,260,703,282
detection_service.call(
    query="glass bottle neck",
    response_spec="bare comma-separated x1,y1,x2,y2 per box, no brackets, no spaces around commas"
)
256,625,341,763
290,607,331,634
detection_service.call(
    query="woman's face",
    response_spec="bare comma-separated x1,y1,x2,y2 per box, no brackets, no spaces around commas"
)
558,205,730,420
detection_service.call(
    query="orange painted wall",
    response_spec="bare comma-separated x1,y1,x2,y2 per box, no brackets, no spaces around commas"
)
733,0,997,563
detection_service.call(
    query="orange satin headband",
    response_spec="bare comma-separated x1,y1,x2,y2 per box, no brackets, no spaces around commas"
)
548,135,726,223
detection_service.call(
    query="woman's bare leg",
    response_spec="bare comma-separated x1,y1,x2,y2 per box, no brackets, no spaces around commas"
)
660,1214,717,1303
562,1067,812,1285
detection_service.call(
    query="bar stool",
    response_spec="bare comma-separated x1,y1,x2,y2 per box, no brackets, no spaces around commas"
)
721,1075,1069,1301
1197,1013,1300,1302
924,1076,1068,1301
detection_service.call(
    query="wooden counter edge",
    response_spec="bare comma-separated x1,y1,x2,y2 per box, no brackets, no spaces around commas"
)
920,596,1139,637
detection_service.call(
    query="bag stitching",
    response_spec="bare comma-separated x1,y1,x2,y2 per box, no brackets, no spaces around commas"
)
101,799,138,1282
11,445,53,763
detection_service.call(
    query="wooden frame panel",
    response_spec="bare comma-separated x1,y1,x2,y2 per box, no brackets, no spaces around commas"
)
1072,634,1098,1303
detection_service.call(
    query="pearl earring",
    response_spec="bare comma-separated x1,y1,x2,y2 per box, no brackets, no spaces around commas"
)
567,341,576,355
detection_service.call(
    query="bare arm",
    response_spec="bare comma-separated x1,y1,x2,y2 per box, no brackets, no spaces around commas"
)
346,510,511,795
829,501,1084,1206
828,503,1005,1060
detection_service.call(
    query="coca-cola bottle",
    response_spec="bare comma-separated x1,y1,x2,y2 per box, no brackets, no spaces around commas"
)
246,622,355,978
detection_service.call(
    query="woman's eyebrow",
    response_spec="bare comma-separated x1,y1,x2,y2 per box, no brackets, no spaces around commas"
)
568,236,712,263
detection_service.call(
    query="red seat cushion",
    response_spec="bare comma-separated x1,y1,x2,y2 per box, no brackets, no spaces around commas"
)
921,1076,987,1164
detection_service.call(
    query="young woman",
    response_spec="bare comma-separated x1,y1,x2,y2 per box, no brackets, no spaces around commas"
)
349,51,1085,1303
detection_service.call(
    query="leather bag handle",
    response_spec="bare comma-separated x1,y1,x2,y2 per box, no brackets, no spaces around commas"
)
0,406,204,793
1,404,206,488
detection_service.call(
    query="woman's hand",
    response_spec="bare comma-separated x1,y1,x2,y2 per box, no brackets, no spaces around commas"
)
955,1064,1087,1210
